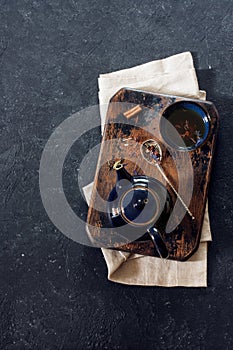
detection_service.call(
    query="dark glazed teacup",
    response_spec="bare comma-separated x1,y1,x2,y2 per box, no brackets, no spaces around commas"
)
160,101,210,151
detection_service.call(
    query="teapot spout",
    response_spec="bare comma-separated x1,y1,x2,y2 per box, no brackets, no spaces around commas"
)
113,160,133,183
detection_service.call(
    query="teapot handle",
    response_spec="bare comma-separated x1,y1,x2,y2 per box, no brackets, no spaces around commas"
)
147,227,169,259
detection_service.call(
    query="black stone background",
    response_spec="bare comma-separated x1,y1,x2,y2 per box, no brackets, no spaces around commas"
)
0,1,233,349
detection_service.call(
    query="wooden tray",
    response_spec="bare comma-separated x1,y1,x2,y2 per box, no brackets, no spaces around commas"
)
87,88,219,261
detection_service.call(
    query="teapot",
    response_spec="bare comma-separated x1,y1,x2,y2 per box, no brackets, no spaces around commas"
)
107,161,172,258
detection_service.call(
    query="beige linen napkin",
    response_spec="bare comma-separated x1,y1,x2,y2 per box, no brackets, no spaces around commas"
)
83,52,212,287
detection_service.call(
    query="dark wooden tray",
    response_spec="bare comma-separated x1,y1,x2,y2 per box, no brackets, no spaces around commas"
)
87,88,219,261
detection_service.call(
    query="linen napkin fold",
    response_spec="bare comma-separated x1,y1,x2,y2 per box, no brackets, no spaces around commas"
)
83,52,212,287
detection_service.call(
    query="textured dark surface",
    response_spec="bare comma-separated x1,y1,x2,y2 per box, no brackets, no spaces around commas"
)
0,1,233,349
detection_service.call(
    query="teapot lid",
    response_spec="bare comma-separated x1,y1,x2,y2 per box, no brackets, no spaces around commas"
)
120,186,161,227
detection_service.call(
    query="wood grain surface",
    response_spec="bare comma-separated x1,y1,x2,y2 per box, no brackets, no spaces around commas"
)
87,88,219,261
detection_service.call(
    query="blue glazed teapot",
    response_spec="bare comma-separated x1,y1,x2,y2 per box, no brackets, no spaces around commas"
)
107,161,171,258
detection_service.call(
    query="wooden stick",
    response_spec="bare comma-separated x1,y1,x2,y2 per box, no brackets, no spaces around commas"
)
123,105,142,119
